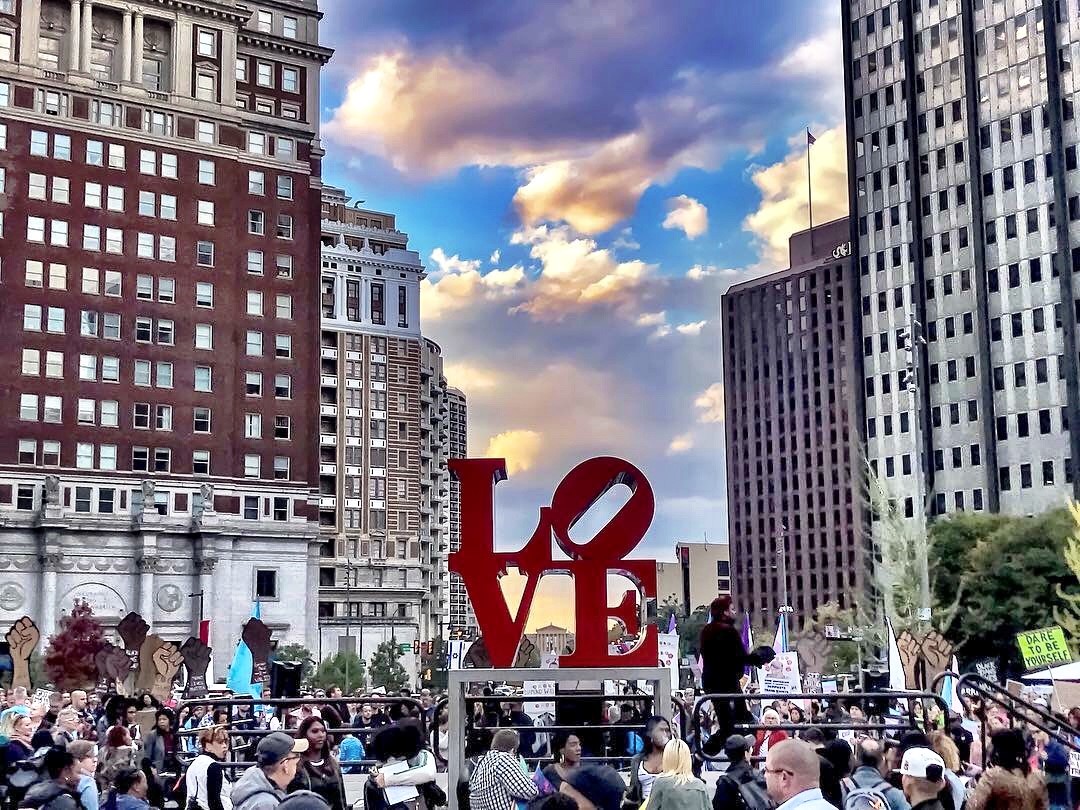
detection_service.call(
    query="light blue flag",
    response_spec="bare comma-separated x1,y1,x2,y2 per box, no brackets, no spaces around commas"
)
226,602,263,698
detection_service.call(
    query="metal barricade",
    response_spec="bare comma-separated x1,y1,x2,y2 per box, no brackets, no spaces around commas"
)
690,691,950,762
931,672,1080,760
174,695,429,770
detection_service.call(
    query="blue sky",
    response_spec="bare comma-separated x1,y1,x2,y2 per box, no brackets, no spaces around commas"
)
313,0,851,623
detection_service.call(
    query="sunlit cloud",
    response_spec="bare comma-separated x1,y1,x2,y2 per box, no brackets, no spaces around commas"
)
676,321,708,336
484,429,544,475
662,195,709,239
667,433,694,455
743,124,848,267
695,383,725,423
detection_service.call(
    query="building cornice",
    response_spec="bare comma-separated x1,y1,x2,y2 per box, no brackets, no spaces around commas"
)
238,31,334,64
143,0,252,25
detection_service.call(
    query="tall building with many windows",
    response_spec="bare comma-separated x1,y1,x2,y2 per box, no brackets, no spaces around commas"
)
315,188,468,683
444,385,474,638
723,219,866,625
0,0,331,653
844,0,1080,527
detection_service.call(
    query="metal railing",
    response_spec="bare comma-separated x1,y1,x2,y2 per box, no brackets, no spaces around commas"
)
174,695,430,770
689,691,950,761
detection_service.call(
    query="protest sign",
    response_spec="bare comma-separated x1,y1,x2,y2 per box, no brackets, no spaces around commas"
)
761,651,802,695
29,689,52,709
523,652,558,717
658,632,679,692
1052,680,1080,713
1016,626,1072,671
972,657,999,684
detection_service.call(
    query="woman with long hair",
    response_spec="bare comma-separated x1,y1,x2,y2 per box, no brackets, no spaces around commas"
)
625,716,672,810
287,716,345,810
0,710,35,767
641,739,709,810
968,728,1047,810
99,725,140,794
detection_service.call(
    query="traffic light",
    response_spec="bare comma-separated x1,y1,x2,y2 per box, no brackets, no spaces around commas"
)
413,639,420,654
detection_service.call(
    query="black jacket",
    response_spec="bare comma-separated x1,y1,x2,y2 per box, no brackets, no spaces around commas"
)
712,761,756,810
700,621,767,691
20,781,84,810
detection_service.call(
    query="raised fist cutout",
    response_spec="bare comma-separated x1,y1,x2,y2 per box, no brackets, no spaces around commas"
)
6,616,39,691
920,630,953,683
135,634,167,693
241,619,272,663
150,642,183,700
118,613,150,652
896,631,923,690
179,637,212,678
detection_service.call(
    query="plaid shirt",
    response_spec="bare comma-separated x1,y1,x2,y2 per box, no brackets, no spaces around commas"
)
468,751,538,810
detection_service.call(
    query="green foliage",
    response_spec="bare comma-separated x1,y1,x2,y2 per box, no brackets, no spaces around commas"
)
808,602,884,674
867,470,925,633
43,600,106,690
312,652,365,692
1055,502,1080,654
653,597,711,658
272,643,316,680
368,639,409,692
929,508,1077,673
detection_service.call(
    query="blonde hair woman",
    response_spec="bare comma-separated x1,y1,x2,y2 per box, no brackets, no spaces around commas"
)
640,739,710,810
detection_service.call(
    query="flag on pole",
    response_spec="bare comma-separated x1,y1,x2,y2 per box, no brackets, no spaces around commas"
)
939,656,963,715
226,602,263,698
885,617,907,691
741,613,754,675
807,129,817,146
667,612,677,634
773,613,789,655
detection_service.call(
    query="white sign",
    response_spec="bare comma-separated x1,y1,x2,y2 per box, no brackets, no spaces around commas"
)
30,689,53,709
832,242,852,259
1070,750,1080,778
659,633,680,692
524,653,558,717
761,651,802,695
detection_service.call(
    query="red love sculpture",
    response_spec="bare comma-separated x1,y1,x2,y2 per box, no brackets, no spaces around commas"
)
449,456,658,669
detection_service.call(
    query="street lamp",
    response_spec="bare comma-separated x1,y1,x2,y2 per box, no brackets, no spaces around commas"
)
901,314,932,629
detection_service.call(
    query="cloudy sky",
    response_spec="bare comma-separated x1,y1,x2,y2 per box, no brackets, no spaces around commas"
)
317,0,850,626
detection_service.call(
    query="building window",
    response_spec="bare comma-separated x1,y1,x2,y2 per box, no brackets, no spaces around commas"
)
244,454,260,477
236,57,248,82
197,29,216,57
256,10,272,32
283,16,298,39
398,285,408,328
277,175,293,200
249,211,265,235
245,413,262,439
257,62,274,87
274,416,291,439
18,439,35,465
195,72,217,102
275,374,292,398
276,214,293,239
194,407,212,433
192,450,211,475
282,67,300,93
154,448,171,472
15,485,34,511
274,456,290,479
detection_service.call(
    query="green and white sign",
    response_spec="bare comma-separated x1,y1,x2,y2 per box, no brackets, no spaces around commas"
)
1016,625,1072,671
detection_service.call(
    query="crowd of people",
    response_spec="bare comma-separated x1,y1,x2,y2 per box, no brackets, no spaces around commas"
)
0,685,448,810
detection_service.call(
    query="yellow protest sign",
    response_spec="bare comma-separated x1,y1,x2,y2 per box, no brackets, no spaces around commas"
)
1016,626,1072,671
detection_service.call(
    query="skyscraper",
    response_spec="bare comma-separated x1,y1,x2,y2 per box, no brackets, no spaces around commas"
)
316,189,468,682
843,0,1080,523
0,0,330,651
723,219,866,624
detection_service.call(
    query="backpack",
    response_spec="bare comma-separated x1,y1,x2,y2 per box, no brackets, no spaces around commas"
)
841,777,892,810
721,770,774,810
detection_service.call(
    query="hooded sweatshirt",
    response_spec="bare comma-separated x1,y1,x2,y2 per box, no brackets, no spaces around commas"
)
19,780,82,810
231,767,286,810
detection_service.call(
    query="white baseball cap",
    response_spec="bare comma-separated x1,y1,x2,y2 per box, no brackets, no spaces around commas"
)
897,747,946,780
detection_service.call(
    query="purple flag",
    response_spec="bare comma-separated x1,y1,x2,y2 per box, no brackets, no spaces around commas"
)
667,612,677,634
741,612,754,676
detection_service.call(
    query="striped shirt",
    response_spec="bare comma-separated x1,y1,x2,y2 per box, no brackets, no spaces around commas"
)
468,751,538,810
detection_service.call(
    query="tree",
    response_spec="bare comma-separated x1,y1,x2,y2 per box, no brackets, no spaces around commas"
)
312,652,365,692
867,468,925,632
368,639,409,692
929,508,1077,675
1055,501,1080,654
272,643,316,681
804,602,884,675
652,597,710,658
43,599,106,690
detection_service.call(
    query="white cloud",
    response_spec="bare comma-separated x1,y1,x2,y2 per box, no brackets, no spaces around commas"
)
686,264,740,282
694,383,725,423
636,311,667,328
490,249,501,264
662,195,709,239
667,433,694,454
444,362,500,392
421,248,526,320
676,321,708,336
484,429,544,475
612,228,641,251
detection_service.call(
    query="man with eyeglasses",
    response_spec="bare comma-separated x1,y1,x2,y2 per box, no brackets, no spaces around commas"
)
764,739,837,810
233,731,309,810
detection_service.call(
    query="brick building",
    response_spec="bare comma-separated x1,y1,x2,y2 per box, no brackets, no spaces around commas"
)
0,0,331,653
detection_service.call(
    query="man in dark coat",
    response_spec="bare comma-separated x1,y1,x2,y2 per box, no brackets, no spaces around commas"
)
699,595,774,754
